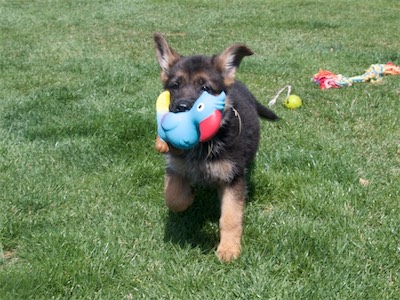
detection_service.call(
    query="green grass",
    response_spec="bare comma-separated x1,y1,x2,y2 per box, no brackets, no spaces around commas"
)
1,0,399,298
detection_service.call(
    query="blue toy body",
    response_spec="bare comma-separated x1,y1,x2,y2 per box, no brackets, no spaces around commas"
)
157,91,226,150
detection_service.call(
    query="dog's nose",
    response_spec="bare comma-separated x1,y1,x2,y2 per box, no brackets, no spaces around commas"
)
173,100,192,113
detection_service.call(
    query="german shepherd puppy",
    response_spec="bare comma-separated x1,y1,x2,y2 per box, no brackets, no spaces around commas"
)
153,33,278,261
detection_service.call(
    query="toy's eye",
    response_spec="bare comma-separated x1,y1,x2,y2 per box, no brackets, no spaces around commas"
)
197,102,205,112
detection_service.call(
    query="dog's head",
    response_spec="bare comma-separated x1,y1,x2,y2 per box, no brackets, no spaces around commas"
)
153,32,253,113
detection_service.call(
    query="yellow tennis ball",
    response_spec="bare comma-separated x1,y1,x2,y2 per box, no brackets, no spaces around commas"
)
284,94,302,109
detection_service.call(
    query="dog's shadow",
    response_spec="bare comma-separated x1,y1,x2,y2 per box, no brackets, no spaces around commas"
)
163,187,221,254
163,167,256,254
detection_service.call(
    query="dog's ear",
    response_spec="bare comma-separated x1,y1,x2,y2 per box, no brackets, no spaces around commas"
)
216,44,253,86
153,33,181,83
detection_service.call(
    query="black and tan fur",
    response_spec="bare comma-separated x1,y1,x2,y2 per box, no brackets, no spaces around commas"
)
153,33,278,261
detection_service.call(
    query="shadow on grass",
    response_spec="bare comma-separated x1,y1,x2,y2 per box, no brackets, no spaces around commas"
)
163,187,221,254
163,164,257,254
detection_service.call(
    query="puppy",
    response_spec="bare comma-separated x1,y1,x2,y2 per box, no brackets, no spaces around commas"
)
153,33,278,261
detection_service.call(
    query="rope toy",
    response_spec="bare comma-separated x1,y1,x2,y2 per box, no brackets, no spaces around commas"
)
268,85,292,106
156,90,226,150
313,62,400,90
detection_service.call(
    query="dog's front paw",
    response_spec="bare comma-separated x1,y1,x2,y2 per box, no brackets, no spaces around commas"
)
155,136,169,153
216,242,241,262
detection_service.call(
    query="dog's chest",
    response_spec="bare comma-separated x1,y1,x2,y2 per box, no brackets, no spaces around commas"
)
167,155,236,185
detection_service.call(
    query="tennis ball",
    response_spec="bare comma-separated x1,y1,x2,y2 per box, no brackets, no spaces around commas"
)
284,94,302,109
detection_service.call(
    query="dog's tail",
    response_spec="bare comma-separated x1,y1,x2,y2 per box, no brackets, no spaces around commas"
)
256,102,279,121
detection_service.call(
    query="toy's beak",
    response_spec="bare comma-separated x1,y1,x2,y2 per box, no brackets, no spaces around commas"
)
199,110,222,142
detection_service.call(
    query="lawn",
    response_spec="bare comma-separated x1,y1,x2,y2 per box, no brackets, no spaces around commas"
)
1,0,399,299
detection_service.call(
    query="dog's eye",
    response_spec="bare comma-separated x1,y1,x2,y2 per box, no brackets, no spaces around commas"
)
201,85,210,92
170,82,180,90
197,102,205,112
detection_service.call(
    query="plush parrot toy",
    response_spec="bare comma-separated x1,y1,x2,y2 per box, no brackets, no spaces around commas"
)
156,90,226,150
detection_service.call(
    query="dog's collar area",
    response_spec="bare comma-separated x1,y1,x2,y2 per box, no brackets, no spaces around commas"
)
220,105,242,137
229,106,242,136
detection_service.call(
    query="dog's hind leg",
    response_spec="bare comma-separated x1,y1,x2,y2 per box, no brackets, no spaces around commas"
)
216,178,246,262
164,172,194,213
